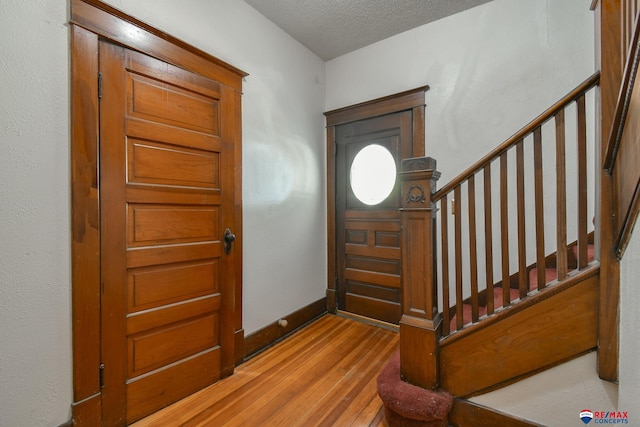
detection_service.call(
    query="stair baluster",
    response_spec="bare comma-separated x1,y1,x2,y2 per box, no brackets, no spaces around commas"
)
429,73,600,337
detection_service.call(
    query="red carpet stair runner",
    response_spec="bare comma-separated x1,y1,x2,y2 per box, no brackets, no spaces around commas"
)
377,351,452,427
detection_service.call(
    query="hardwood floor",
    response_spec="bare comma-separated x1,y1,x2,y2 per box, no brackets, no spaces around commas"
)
131,314,399,427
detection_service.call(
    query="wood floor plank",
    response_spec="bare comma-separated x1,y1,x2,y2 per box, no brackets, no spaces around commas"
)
250,338,377,425
278,327,397,427
305,335,398,426
184,319,356,425
131,314,398,427
222,322,375,426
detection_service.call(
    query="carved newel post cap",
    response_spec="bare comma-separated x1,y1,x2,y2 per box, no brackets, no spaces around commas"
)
401,156,437,173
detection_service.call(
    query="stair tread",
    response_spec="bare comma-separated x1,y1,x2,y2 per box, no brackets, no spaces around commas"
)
449,287,519,330
528,267,557,290
571,243,596,262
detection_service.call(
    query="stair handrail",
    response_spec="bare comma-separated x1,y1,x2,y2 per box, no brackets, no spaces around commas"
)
433,72,600,202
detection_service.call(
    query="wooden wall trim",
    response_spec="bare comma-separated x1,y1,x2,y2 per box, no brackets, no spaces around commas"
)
604,5,640,258
595,0,622,383
324,86,429,126
604,6,640,172
70,0,247,90
231,86,245,367
326,124,337,314
70,24,101,407
71,394,101,427
243,298,327,361
449,398,545,427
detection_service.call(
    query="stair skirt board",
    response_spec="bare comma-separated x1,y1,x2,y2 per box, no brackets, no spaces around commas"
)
439,272,599,397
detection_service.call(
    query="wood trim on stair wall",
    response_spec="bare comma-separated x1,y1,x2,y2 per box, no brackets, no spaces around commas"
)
604,4,640,258
243,298,327,360
449,398,545,427
594,0,622,383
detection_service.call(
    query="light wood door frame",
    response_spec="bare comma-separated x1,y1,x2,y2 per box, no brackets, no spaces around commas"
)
70,1,246,424
324,87,429,315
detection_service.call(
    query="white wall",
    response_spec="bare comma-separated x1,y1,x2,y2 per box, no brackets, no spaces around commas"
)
99,0,328,335
326,0,594,184
0,0,326,425
619,227,640,418
0,1,72,426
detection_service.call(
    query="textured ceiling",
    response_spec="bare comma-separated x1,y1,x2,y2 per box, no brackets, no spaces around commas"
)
244,0,493,60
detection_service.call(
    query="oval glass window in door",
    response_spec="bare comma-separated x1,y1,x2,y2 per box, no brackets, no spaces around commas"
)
349,144,397,205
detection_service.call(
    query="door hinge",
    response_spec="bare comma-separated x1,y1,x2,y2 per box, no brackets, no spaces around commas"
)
98,73,103,99
99,363,105,389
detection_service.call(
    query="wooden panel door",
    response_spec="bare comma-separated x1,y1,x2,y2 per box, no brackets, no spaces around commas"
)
335,112,413,324
99,41,237,425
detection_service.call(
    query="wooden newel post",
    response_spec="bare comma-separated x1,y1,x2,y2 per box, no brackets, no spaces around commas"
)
398,156,442,390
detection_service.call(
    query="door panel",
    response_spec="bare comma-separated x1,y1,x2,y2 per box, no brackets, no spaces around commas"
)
126,350,221,424
127,138,220,187
100,41,236,425
335,112,413,324
127,314,219,377
127,262,218,311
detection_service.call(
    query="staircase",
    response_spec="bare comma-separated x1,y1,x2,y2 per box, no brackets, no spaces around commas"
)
433,73,602,397
385,1,640,424
379,74,603,426
395,72,602,399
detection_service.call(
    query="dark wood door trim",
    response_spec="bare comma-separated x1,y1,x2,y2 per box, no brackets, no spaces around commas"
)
324,88,428,315
70,0,247,88
70,23,102,420
325,86,429,126
70,1,245,424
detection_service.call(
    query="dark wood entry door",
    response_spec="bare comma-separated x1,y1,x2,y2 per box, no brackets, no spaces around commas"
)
99,41,237,425
335,112,413,324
